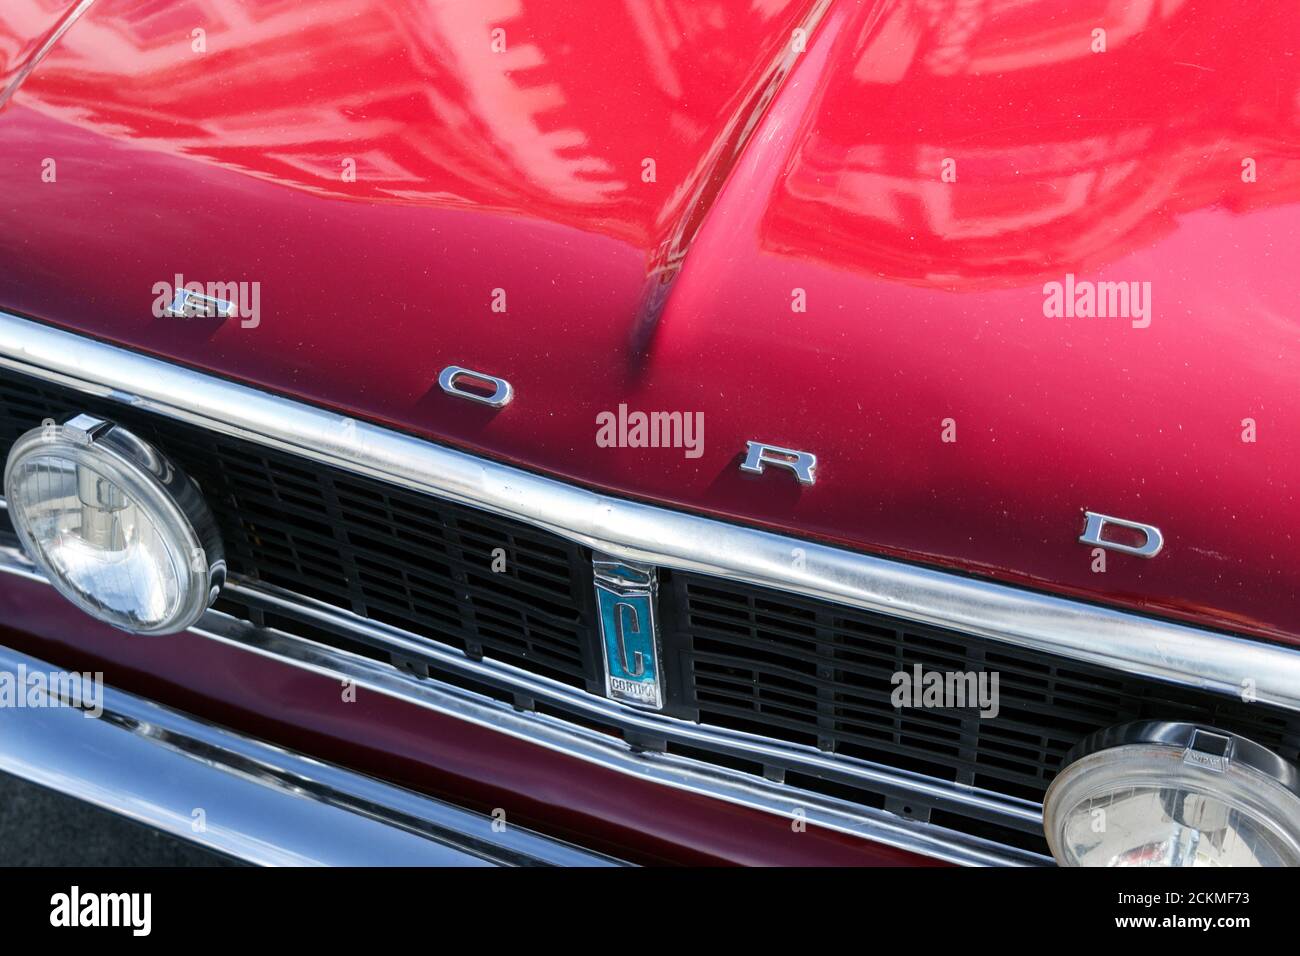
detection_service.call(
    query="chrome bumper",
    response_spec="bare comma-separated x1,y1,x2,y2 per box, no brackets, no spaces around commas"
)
0,642,621,867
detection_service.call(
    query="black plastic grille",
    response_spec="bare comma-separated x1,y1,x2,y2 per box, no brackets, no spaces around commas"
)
0,370,596,688
4,365,1300,858
668,576,1300,804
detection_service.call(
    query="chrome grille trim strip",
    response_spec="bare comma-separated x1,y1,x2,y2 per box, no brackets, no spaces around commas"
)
197,606,1050,867
226,577,1047,830
0,541,1046,866
0,311,1296,712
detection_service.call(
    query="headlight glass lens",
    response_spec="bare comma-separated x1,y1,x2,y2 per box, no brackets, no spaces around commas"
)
4,418,223,634
9,453,185,627
1045,728,1300,867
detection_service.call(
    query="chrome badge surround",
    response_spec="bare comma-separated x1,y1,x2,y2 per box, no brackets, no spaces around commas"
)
592,554,664,710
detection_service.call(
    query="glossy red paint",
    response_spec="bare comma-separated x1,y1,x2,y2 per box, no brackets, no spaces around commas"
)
1,0,1297,640
0,572,939,867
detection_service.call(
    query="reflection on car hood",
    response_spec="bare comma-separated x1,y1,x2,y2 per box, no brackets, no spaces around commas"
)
0,0,1298,642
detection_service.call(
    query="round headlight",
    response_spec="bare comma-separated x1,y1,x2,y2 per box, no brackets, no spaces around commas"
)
3,414,225,635
1045,720,1300,866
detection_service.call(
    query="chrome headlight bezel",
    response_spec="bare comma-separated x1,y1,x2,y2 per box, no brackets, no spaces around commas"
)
3,414,225,635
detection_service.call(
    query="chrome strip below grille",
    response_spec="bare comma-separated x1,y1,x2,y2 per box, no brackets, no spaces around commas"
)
0,633,620,866
0,540,1047,865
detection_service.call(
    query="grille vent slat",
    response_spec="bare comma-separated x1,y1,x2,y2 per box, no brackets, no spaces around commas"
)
0,371,593,687
669,573,1300,809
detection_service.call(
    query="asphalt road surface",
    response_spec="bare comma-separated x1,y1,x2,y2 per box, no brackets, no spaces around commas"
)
0,772,238,866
